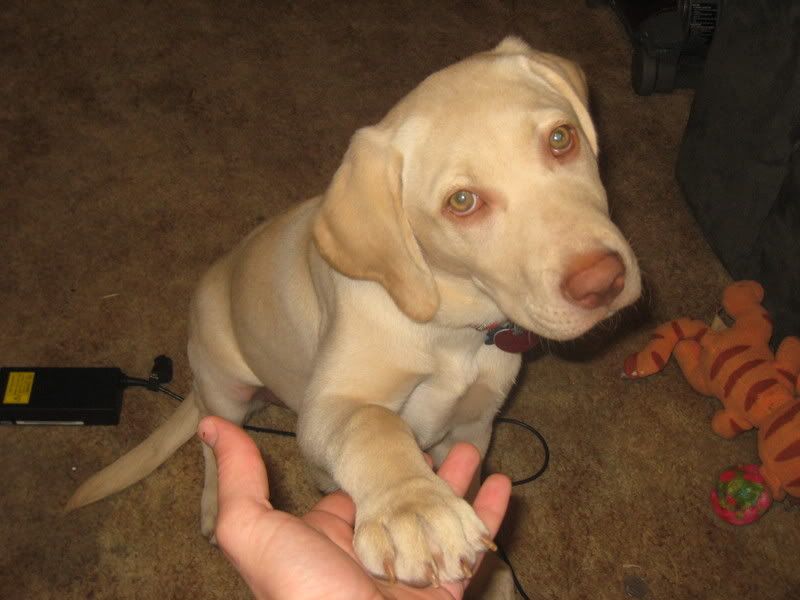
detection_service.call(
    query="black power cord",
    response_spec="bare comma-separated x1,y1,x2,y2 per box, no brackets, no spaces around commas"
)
494,417,550,487
490,417,549,599
123,356,299,437
126,356,548,599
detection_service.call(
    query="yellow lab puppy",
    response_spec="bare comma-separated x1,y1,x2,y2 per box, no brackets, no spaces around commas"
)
67,37,641,588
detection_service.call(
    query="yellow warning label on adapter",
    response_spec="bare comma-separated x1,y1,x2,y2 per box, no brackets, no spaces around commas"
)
3,371,35,404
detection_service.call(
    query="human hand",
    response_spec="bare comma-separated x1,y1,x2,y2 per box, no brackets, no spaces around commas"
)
198,416,511,600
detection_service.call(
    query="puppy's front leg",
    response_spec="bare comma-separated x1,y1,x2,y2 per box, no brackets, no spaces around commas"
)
298,399,492,586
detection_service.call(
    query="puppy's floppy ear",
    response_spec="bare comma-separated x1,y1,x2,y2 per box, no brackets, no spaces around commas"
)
312,127,439,322
494,36,598,155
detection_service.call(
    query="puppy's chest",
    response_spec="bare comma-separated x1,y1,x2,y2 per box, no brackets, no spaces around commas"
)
400,340,486,449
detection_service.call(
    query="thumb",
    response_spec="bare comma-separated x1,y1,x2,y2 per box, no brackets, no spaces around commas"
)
198,416,272,513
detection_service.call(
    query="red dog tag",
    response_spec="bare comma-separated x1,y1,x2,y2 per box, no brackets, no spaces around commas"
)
491,326,540,353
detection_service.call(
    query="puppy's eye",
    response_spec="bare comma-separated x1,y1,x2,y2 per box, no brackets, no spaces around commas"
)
548,125,575,156
447,190,480,215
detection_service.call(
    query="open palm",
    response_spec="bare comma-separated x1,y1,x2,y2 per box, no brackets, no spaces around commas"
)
199,416,511,600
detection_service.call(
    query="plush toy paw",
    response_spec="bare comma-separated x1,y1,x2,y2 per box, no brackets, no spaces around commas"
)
622,352,660,378
710,464,772,525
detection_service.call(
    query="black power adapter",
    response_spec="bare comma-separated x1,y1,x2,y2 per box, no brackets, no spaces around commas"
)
0,356,174,426
0,367,124,425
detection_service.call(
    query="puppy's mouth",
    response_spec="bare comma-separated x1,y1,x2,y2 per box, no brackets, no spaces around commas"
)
514,307,610,341
496,274,642,341
475,294,614,341
470,250,641,341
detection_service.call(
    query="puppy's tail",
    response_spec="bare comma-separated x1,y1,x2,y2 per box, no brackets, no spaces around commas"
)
64,391,200,512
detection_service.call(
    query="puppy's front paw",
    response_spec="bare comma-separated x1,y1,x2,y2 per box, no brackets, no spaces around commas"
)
354,476,493,586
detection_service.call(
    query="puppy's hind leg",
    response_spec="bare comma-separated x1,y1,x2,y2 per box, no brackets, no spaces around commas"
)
200,442,222,541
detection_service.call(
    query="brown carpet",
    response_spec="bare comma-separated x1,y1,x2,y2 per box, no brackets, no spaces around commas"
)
1,1,797,598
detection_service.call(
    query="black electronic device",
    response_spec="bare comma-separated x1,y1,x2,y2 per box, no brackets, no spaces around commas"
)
589,0,724,95
0,367,124,425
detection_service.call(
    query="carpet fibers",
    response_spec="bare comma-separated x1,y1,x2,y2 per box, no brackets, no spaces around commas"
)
1,1,798,598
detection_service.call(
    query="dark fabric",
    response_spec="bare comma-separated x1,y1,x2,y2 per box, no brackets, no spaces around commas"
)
677,0,800,343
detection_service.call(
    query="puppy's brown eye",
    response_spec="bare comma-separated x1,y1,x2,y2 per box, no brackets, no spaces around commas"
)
447,190,480,215
548,125,574,156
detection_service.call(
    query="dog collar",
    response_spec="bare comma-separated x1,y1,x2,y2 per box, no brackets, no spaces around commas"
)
478,321,540,353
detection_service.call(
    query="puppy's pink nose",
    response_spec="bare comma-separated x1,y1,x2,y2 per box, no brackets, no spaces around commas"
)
561,251,626,309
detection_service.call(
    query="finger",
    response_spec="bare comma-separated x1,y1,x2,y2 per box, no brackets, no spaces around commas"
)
435,442,480,497
308,490,356,526
198,416,271,512
471,473,511,538
303,491,359,557
459,473,511,587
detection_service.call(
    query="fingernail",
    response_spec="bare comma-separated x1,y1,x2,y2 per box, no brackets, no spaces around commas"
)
197,418,218,448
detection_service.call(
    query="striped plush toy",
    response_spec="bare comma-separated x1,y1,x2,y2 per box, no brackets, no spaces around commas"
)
623,281,800,504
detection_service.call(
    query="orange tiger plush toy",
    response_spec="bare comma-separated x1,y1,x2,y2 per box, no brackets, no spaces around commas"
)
623,280,800,501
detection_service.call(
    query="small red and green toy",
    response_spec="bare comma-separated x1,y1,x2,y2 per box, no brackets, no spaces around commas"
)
710,465,772,525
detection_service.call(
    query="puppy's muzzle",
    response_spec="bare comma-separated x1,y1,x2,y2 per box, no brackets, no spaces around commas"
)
561,251,626,309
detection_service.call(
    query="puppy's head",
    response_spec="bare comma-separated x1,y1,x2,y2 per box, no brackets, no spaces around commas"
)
314,37,641,340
